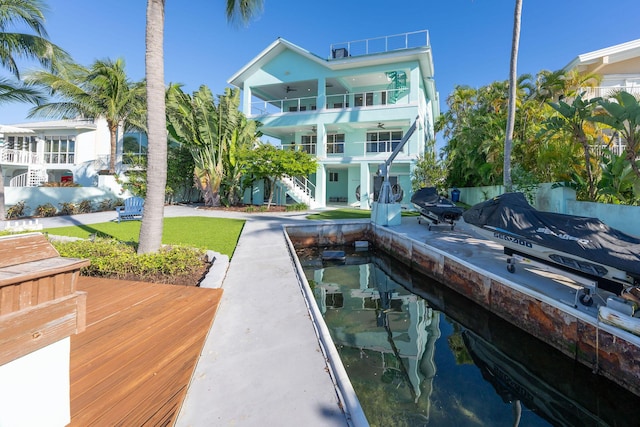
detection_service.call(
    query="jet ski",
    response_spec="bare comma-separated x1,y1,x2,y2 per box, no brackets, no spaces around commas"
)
411,187,463,231
462,192,640,296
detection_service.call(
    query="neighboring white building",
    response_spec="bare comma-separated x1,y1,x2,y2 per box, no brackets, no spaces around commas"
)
229,30,440,209
564,38,640,99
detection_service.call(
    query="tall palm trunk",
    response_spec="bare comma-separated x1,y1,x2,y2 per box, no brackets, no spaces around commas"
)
138,0,167,254
504,0,523,192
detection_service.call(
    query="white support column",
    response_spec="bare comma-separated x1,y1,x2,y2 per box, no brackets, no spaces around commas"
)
359,162,371,210
317,78,326,111
315,164,326,208
410,65,420,105
243,86,253,116
316,124,326,159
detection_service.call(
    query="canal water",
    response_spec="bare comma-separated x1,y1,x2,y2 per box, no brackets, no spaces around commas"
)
297,245,640,427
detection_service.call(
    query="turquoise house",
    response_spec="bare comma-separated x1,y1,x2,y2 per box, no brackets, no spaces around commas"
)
229,30,439,209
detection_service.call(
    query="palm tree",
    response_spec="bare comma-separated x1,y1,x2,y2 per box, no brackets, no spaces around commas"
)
503,0,523,192
138,0,263,254
0,0,70,221
27,58,146,173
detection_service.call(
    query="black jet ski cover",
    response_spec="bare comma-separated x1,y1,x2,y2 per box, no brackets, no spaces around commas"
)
411,187,463,220
462,192,640,278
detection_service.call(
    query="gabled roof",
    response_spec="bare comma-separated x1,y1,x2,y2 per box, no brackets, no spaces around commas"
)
228,37,435,89
564,38,640,74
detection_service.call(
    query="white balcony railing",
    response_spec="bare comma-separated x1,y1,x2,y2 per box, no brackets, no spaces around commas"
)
250,88,409,117
282,139,412,158
0,148,40,165
329,30,430,58
581,86,640,100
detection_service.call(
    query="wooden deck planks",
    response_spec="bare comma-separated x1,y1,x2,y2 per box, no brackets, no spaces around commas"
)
70,276,222,426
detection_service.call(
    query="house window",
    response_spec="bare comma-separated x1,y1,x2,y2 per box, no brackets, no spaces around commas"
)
123,132,148,165
301,135,317,154
354,92,374,107
5,136,36,152
44,135,75,164
366,130,403,153
326,133,345,154
329,172,339,182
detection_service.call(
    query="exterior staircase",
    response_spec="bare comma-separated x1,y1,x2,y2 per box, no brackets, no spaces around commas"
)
8,167,48,187
279,175,319,208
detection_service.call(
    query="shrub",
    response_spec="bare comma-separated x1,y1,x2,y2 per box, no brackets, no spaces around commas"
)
245,205,256,213
97,198,116,211
59,202,78,216
6,201,28,219
77,199,93,213
34,203,57,217
52,238,207,284
286,203,308,212
41,181,79,187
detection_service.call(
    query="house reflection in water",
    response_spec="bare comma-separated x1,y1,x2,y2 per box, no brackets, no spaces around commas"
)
312,262,440,419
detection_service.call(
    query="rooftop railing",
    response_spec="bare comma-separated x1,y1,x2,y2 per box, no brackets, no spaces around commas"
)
329,30,429,59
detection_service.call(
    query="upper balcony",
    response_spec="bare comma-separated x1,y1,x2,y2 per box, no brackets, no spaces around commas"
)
0,147,41,165
328,30,430,59
580,86,640,100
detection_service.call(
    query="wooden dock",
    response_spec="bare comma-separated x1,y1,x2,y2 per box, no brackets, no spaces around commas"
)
70,277,222,426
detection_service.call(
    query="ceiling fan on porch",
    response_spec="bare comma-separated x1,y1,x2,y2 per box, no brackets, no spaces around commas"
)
377,122,385,129
286,86,297,93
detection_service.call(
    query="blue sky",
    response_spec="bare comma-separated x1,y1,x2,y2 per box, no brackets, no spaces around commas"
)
2,0,640,130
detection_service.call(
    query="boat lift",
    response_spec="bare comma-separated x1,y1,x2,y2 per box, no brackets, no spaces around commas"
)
371,116,419,226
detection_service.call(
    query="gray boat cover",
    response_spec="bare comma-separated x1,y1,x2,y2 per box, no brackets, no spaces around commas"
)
410,187,463,220
462,192,640,278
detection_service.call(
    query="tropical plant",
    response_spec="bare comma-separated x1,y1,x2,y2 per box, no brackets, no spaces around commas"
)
139,0,263,254
411,140,447,192
166,85,260,206
540,94,602,201
590,91,640,182
0,0,70,221
242,144,317,208
26,58,146,174
596,148,640,205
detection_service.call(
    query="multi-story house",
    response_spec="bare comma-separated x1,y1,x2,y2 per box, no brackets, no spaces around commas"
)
228,30,439,209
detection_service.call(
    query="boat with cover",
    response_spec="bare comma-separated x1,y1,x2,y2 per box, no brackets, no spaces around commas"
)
462,192,640,296
411,187,463,230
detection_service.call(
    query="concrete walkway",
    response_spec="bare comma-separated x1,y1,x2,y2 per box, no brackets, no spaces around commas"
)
3,206,352,426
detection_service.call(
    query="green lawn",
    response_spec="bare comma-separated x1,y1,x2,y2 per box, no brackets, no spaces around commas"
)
306,208,419,220
44,216,245,258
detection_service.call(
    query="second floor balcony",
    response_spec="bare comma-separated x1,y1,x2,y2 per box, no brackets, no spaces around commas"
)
0,147,40,165
250,87,410,117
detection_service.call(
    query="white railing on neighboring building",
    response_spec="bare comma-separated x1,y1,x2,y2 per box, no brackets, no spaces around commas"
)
329,30,430,58
580,86,640,99
8,168,47,187
0,148,40,165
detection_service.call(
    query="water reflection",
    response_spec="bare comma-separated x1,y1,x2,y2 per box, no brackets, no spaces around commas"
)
299,246,640,426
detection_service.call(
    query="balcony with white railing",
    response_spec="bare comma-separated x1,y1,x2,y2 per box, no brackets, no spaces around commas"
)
329,30,430,59
580,86,640,100
250,88,410,117
283,138,413,159
0,148,40,165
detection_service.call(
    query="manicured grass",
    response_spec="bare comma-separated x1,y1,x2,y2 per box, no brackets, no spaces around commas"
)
44,216,245,258
306,208,419,220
